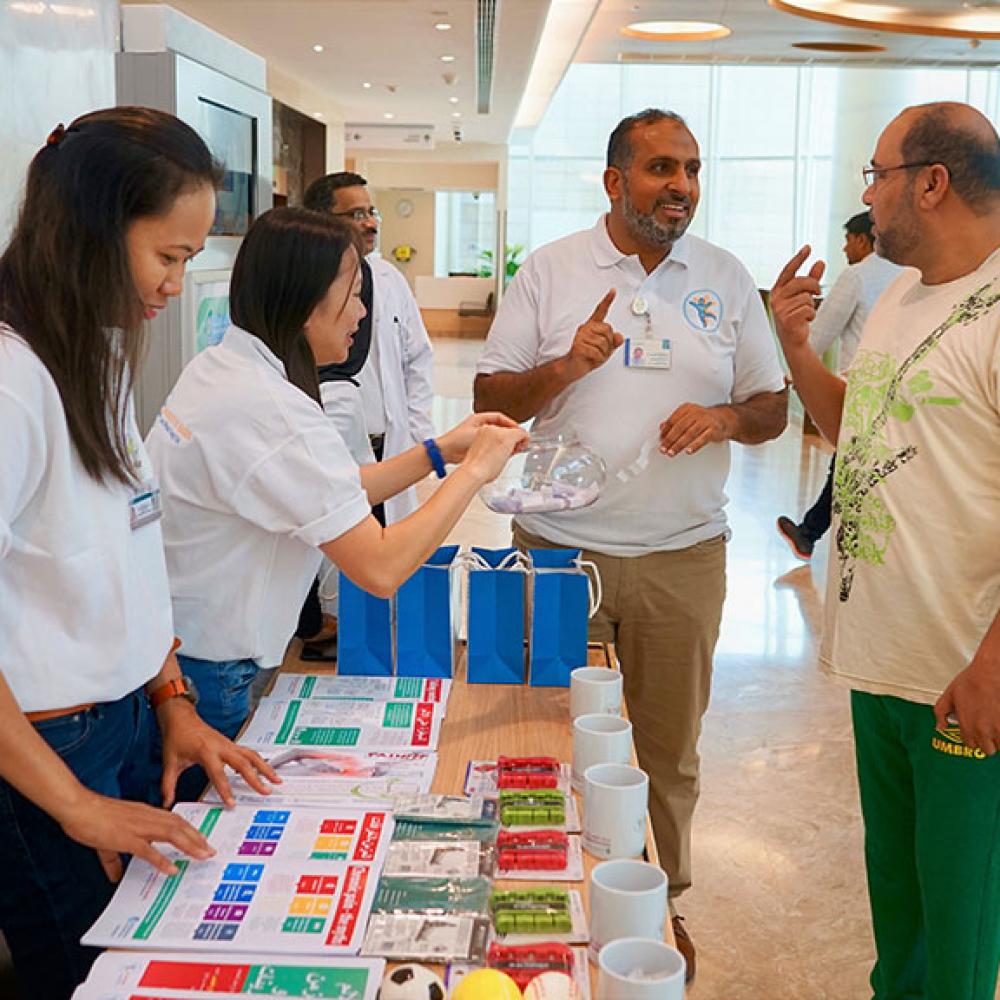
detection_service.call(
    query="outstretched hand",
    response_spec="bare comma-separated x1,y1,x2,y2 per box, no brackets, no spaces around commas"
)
562,289,624,381
58,789,216,881
770,246,826,353
157,700,280,809
437,411,521,465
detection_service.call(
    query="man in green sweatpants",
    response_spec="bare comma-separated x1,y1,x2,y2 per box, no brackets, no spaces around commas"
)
771,100,1000,999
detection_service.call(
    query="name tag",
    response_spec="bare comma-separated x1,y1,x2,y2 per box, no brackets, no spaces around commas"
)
129,485,162,530
624,336,672,370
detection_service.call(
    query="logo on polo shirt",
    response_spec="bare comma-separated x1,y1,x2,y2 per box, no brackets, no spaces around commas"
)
683,289,723,332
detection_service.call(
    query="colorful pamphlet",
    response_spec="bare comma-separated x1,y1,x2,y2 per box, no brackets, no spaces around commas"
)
238,699,442,751
71,950,383,998
83,805,393,955
203,748,437,808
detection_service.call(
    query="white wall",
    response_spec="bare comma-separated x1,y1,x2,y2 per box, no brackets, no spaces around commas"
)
0,0,120,242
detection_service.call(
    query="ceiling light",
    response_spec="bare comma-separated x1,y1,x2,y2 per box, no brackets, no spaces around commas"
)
9,1,46,11
434,21,451,30
621,19,731,41
769,0,1000,39
452,112,462,118
449,96,459,104
440,54,456,62
383,112,395,119
792,40,886,52
312,44,324,52
312,112,323,119
362,82,372,89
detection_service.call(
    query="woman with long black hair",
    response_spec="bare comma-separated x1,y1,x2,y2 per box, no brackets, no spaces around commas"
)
147,207,526,744
0,107,276,999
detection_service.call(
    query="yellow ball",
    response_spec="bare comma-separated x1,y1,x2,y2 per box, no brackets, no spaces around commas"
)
450,969,523,1000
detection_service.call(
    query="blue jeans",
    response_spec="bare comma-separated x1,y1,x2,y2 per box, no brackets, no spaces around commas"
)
0,690,159,1000
176,654,258,741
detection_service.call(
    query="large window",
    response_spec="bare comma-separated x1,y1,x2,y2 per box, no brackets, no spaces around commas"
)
509,64,1000,289
434,191,496,276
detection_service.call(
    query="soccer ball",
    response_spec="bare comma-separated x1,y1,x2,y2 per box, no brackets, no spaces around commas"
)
378,964,446,1000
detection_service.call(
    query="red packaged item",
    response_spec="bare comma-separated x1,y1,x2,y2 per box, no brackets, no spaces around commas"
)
487,942,575,991
496,756,560,790
496,830,568,871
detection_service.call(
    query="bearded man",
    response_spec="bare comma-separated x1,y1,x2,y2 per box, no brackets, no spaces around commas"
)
473,108,787,979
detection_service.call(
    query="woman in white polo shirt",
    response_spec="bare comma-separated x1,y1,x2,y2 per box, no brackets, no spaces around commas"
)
0,108,277,999
146,207,526,748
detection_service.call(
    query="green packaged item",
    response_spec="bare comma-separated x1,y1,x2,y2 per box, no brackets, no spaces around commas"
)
498,789,566,826
490,888,573,935
374,876,492,916
393,817,500,843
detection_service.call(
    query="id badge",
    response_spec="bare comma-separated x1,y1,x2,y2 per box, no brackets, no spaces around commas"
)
129,483,162,530
624,336,672,370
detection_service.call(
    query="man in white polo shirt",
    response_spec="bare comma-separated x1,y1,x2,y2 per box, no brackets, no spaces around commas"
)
474,108,787,977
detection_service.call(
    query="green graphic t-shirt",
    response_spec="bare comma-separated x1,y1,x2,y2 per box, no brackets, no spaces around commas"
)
820,248,1000,704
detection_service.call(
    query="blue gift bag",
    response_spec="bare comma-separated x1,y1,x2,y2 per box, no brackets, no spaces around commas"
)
527,549,597,687
337,573,393,676
396,545,460,679
466,547,529,685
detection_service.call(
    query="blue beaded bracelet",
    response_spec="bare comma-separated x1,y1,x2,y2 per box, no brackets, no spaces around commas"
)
423,438,447,479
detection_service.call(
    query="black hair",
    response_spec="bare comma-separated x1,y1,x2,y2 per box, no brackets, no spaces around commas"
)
302,171,369,213
844,212,874,239
901,105,1000,211
229,207,360,405
0,106,221,485
606,109,689,171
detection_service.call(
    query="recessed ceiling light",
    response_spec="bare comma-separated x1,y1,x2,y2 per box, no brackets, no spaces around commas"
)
383,112,395,119
440,54,456,62
449,96,459,104
434,21,451,30
452,111,462,118
792,40,886,52
312,44,324,52
620,19,731,41
362,82,372,89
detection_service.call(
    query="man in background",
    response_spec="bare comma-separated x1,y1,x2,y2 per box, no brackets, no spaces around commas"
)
776,211,900,560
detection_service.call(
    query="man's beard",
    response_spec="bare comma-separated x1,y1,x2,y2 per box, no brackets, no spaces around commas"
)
620,180,693,248
875,190,920,266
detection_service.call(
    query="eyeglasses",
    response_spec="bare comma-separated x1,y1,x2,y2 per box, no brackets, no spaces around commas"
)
861,161,937,186
332,207,381,222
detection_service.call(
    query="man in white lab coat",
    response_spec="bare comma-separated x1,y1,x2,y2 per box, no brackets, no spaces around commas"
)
303,171,436,523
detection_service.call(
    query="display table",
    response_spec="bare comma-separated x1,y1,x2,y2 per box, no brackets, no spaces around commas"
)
277,641,674,994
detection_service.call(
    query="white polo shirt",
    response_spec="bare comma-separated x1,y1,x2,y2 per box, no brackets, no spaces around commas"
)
146,326,371,667
477,217,785,556
0,327,173,711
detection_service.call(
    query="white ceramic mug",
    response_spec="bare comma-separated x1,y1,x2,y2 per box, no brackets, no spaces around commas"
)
570,666,623,720
571,714,632,792
597,938,686,999
588,859,668,962
582,762,648,859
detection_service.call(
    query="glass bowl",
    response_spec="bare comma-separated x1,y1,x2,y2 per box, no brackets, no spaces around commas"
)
481,433,606,514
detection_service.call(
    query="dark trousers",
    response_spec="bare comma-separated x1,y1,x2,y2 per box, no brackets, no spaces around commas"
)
801,454,835,543
0,691,159,1000
295,435,386,639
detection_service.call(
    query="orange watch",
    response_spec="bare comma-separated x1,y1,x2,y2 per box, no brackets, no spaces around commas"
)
148,675,199,708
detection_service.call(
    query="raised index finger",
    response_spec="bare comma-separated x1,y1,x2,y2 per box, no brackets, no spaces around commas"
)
773,246,812,289
589,288,616,324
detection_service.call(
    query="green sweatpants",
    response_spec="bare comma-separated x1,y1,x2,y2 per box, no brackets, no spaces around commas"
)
852,691,1000,1000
